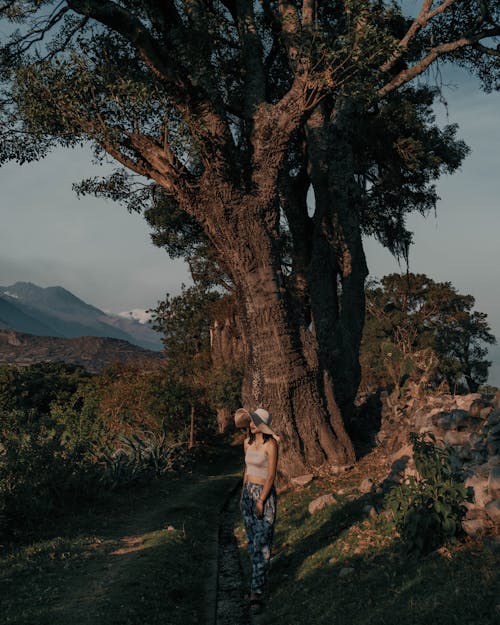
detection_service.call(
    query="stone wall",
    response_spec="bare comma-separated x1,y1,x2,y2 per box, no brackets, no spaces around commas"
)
375,391,500,537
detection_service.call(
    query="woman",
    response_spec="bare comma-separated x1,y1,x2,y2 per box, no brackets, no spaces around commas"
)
234,407,279,614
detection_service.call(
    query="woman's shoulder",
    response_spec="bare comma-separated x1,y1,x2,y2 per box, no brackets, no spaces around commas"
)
264,437,278,452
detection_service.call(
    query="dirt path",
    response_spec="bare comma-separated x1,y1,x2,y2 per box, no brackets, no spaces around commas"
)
2,461,244,625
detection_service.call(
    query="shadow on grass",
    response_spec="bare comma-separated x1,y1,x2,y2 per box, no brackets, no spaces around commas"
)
261,490,498,625
1,443,243,625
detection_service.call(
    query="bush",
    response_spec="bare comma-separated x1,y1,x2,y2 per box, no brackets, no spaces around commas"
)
386,432,470,554
0,409,102,540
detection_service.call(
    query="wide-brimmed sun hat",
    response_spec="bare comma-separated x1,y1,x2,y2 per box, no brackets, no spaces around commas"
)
252,408,280,442
234,408,251,429
234,407,280,441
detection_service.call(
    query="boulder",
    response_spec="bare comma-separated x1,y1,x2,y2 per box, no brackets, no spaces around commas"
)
330,464,354,474
462,517,487,538
390,444,413,464
359,478,376,494
454,394,482,412
308,493,336,515
465,475,490,507
363,504,378,519
488,467,500,500
488,422,500,439
444,430,470,446
485,498,500,524
480,406,493,420
338,567,355,577
291,474,314,487
486,410,500,427
487,455,500,468
487,440,500,457
432,409,471,431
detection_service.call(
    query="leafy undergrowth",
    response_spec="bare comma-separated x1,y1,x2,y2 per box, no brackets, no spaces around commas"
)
236,449,499,625
0,443,241,625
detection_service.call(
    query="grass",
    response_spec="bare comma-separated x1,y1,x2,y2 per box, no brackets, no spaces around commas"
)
2,441,498,625
0,442,242,625
237,450,499,625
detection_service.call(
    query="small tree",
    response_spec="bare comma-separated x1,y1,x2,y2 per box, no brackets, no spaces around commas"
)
362,274,496,394
151,284,222,445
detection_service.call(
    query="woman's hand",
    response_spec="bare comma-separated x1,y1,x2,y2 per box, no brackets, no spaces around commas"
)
255,499,264,519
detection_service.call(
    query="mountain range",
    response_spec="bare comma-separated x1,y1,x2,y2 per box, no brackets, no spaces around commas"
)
0,282,163,351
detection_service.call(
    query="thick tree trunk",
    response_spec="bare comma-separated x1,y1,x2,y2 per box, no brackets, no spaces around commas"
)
229,229,355,481
306,105,368,418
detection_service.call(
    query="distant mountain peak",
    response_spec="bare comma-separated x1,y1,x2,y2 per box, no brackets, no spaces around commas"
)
116,309,153,325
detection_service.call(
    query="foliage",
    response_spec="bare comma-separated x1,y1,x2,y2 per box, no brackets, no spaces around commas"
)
0,408,102,540
361,273,496,394
0,362,205,541
98,428,192,489
386,432,470,554
204,363,244,414
0,362,90,413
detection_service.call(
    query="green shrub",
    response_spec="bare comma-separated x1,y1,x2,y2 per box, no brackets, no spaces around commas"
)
0,409,102,540
386,432,470,554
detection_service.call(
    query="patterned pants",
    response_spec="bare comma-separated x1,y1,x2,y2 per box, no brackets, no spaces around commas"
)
241,482,277,595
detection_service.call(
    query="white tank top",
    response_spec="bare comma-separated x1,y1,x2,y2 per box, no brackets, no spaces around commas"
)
245,448,269,479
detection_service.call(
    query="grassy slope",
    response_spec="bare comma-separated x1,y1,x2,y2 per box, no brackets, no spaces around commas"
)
237,449,499,625
1,444,241,625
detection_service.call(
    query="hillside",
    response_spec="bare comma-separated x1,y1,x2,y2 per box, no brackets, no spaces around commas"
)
0,282,163,351
0,330,166,373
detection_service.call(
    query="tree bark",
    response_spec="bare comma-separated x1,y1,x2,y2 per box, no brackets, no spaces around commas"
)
306,104,368,419
226,217,355,480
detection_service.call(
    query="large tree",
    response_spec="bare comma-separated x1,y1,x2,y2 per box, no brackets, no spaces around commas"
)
1,1,498,479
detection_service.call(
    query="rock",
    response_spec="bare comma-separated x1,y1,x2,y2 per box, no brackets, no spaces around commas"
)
291,474,314,486
494,391,500,410
469,431,485,451
469,399,487,418
432,409,470,431
359,478,376,494
487,440,500,457
483,535,500,552
444,430,471,446
167,525,175,531
465,475,490,507
480,406,493,420
486,410,500,428
488,455,500,468
330,464,354,474
338,567,355,577
363,504,378,519
485,498,500,524
488,467,500,500
308,494,336,514
454,394,482,412
488,422,500,439
390,444,413,464
462,518,487,537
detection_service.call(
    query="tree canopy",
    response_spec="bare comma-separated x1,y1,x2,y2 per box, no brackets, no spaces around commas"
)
362,273,496,394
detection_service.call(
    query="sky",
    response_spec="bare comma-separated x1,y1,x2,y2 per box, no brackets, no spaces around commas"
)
0,32,499,384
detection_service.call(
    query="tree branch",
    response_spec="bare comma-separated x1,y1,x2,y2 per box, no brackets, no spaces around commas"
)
302,0,315,30
66,0,181,85
379,25,500,96
236,0,266,115
380,0,458,74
